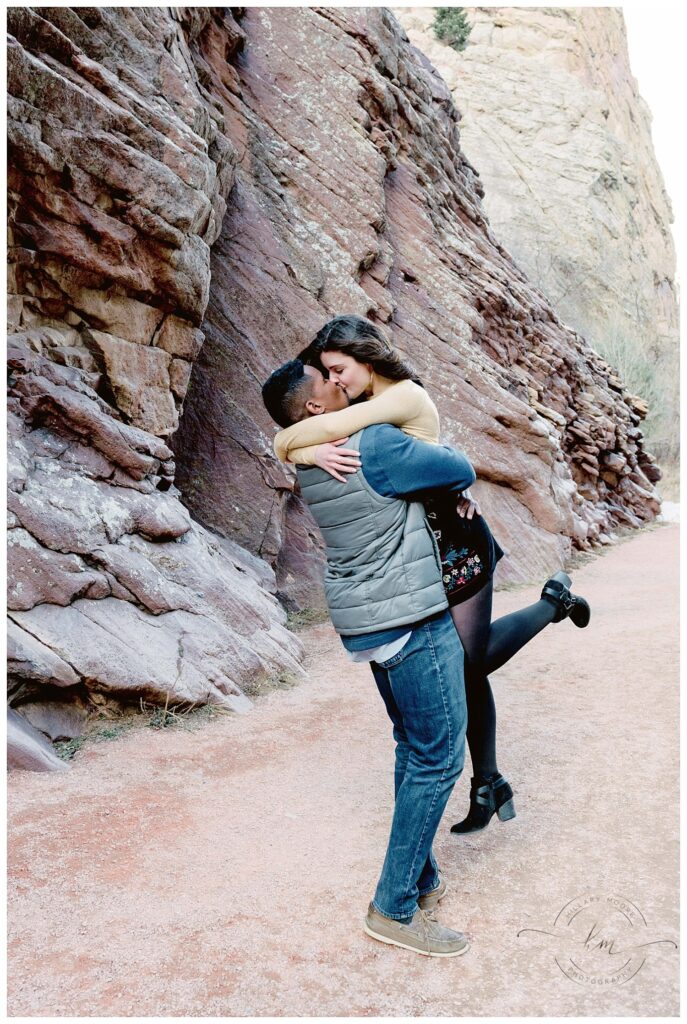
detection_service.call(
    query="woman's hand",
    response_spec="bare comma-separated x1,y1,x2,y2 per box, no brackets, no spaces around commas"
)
456,492,481,519
314,438,362,483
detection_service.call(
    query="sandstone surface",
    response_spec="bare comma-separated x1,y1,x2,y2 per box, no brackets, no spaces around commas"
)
172,6,660,595
7,7,304,768
7,707,70,773
394,6,679,458
7,7,661,768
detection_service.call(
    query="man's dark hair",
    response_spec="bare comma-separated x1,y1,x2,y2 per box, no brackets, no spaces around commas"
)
261,358,315,428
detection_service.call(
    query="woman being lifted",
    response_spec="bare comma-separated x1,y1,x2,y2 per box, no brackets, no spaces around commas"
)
274,314,590,834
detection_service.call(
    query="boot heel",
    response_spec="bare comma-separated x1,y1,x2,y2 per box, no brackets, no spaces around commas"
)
451,775,515,834
497,798,516,821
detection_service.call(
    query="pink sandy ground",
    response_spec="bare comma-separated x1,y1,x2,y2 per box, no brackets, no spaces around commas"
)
7,523,679,1016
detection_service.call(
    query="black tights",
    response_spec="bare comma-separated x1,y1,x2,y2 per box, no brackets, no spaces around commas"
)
449,579,556,779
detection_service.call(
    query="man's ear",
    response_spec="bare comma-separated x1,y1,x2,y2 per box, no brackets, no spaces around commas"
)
304,399,325,416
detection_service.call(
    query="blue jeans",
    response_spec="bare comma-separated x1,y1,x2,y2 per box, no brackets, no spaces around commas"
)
369,610,467,920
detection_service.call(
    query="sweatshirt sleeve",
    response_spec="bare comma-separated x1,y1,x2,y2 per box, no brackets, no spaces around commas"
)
280,442,321,466
359,424,476,498
272,380,425,463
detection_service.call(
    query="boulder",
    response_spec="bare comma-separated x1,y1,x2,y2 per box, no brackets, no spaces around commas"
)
18,700,87,741
7,707,70,773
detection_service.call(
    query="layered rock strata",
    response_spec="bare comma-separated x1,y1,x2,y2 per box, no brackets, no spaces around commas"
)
7,6,304,769
394,6,679,458
172,6,660,591
7,7,661,767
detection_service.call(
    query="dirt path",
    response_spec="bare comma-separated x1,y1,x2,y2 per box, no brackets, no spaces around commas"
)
8,524,679,1016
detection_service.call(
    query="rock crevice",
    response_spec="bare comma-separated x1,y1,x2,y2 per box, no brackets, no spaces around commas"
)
7,7,305,770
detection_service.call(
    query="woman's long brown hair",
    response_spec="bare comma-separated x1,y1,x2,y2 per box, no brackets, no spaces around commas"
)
297,314,423,386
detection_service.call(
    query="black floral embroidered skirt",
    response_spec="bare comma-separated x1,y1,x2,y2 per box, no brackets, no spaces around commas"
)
424,494,505,607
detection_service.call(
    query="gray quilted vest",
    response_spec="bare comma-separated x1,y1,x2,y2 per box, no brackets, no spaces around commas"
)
296,429,448,635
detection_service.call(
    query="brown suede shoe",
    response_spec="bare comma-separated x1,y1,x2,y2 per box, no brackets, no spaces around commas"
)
417,873,447,912
364,901,469,958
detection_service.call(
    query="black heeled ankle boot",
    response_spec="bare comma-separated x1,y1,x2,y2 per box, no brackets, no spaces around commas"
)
541,571,591,628
450,773,516,834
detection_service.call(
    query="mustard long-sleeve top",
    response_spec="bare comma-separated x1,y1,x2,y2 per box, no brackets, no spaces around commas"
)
273,376,441,465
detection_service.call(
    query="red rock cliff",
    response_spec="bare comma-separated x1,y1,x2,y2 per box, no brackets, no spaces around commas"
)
172,7,660,599
7,7,660,764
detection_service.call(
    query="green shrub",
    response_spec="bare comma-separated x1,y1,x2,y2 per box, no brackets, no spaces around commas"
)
432,7,472,51
286,606,330,631
54,736,85,761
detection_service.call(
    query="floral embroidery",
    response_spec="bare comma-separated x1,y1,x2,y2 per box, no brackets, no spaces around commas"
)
441,546,483,591
443,545,470,567
426,501,488,595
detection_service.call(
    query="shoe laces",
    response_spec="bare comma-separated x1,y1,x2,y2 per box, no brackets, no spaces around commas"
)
418,906,439,931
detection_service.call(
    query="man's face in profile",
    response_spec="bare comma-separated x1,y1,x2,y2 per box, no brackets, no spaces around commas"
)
303,365,349,414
